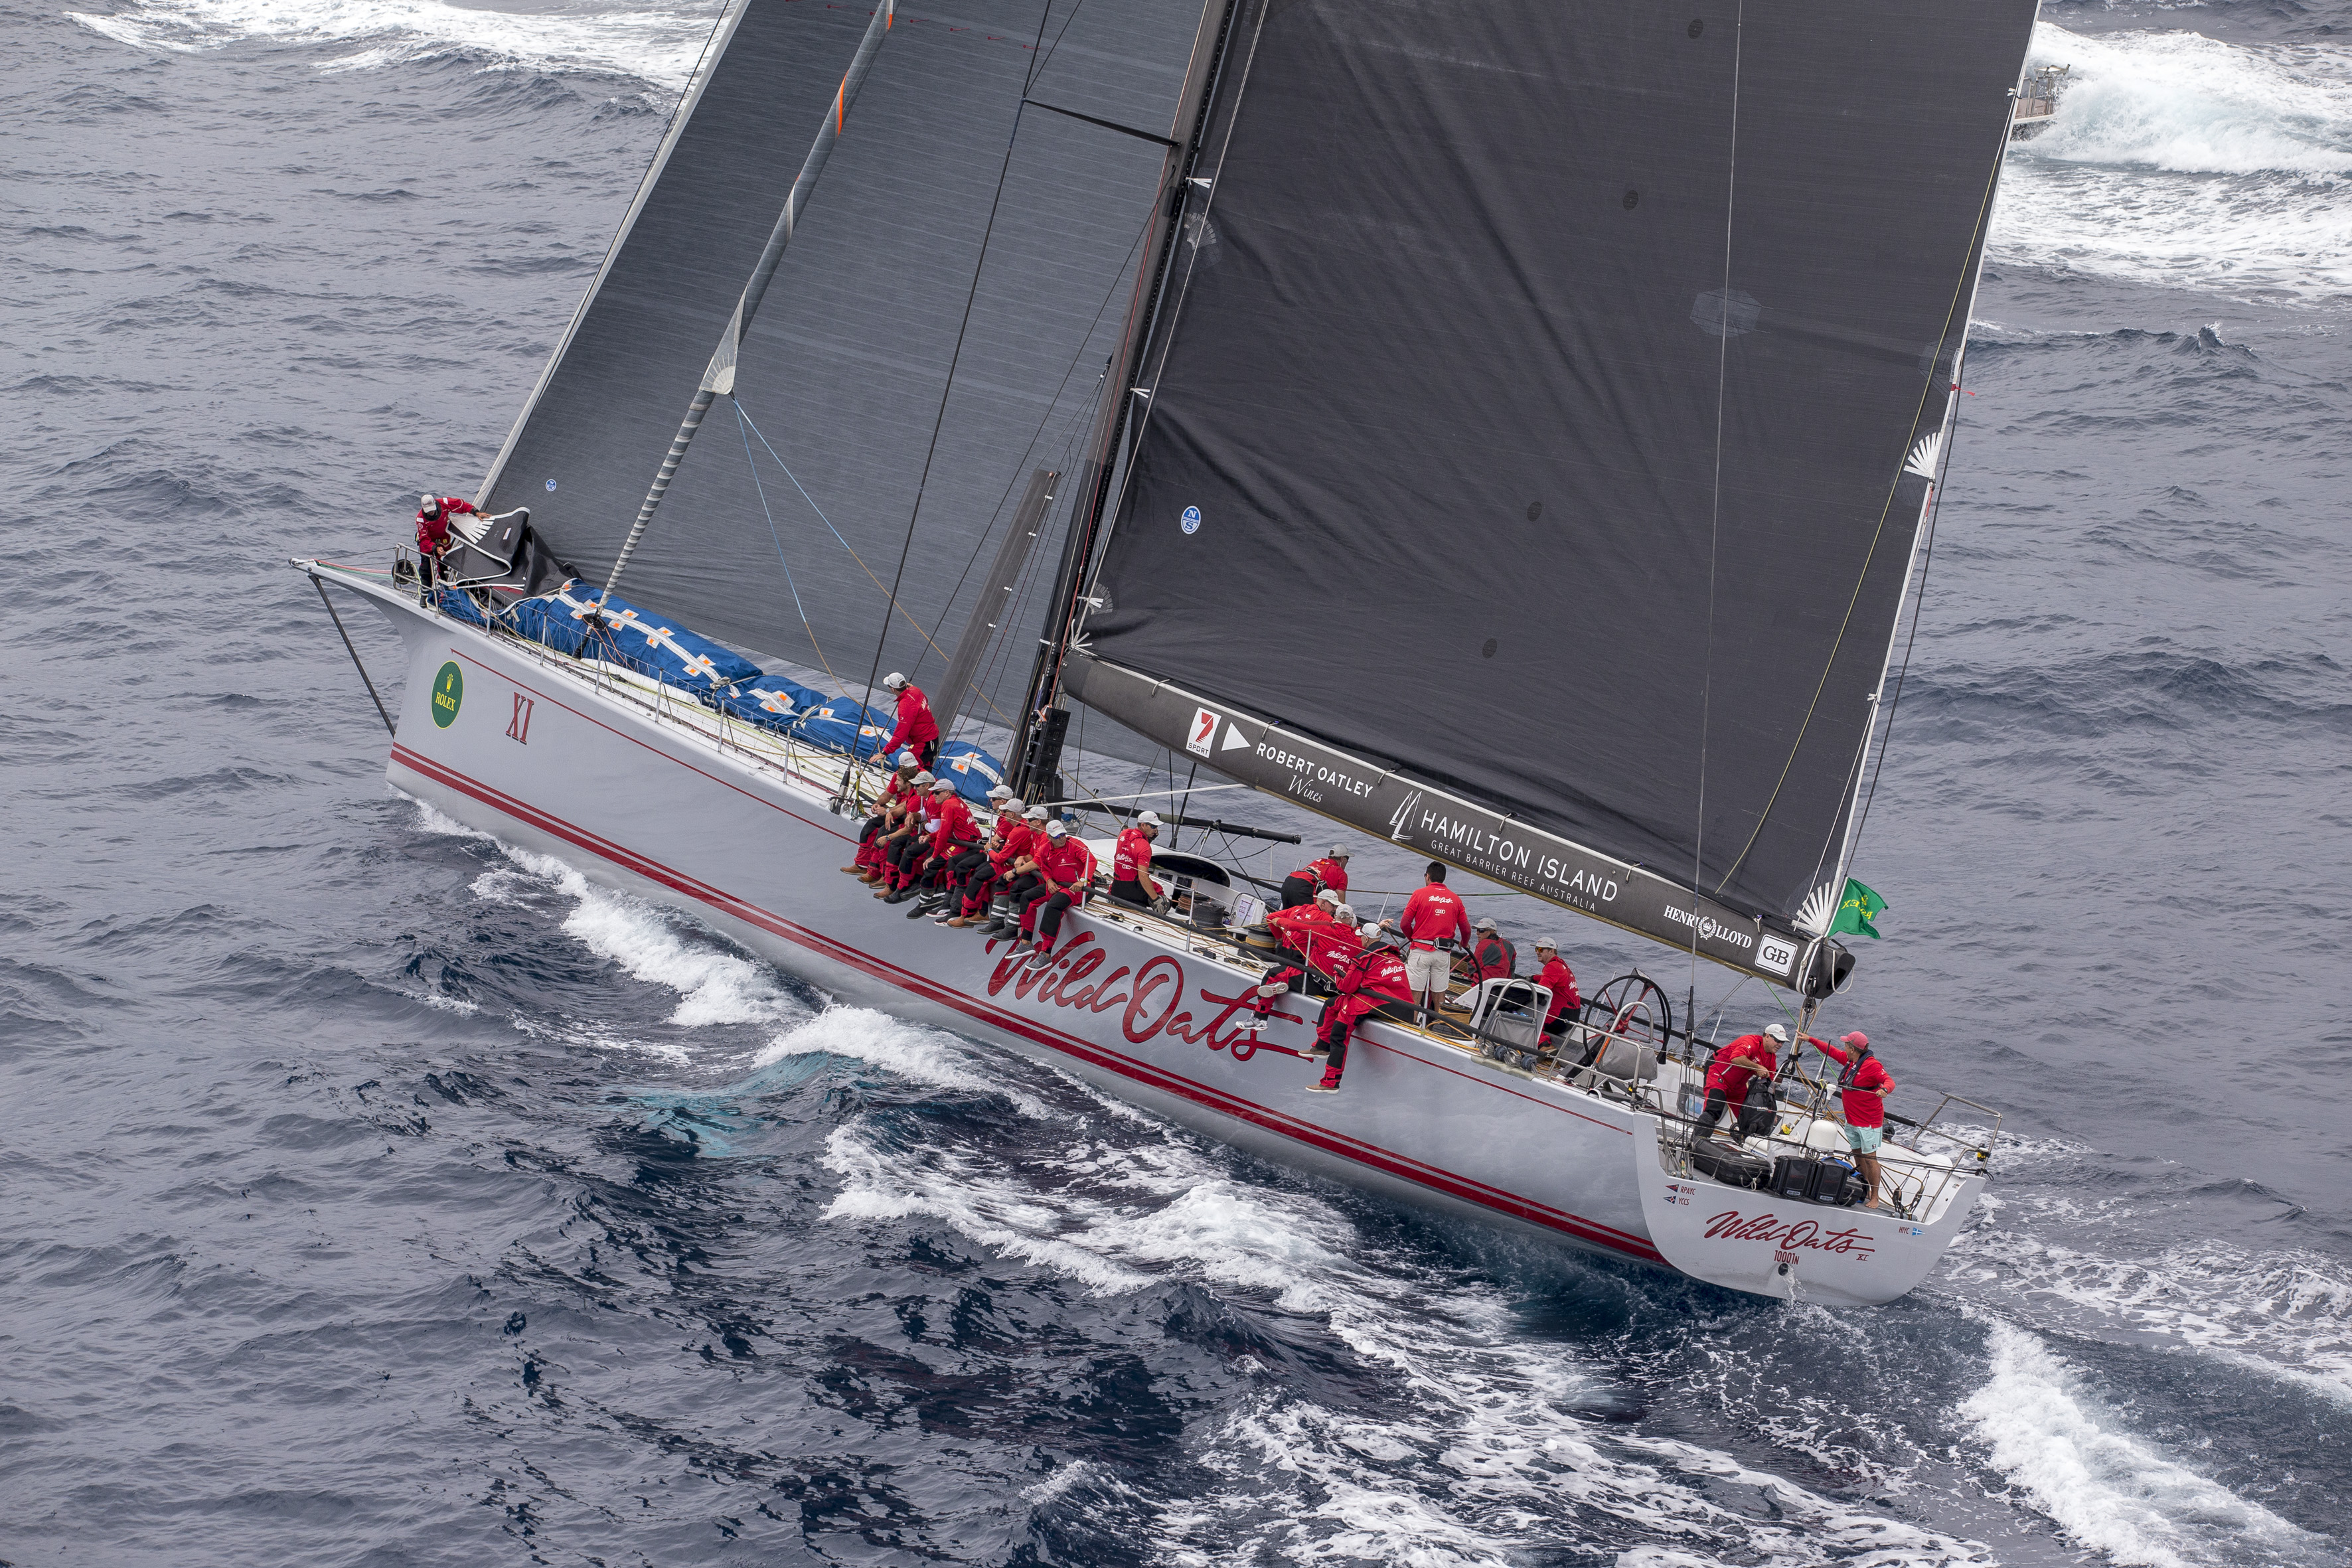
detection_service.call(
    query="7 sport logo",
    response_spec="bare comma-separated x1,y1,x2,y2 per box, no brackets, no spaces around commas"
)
1185,706,1220,758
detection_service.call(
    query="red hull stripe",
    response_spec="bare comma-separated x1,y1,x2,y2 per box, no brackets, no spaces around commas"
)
389,741,1661,1263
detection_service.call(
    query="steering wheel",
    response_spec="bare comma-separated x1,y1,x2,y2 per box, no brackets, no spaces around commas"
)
1578,973,1675,1050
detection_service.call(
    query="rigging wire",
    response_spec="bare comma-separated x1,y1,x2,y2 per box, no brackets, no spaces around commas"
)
733,398,857,700
1710,108,2014,898
1687,0,1747,1001
860,0,1058,722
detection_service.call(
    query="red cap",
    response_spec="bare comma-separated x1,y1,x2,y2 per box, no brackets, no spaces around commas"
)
1842,1031,1869,1048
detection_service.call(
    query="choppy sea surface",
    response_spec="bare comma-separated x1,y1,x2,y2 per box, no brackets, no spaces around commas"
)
5,1,2351,1564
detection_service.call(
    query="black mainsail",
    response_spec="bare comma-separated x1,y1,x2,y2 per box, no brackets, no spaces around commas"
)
1053,0,2039,990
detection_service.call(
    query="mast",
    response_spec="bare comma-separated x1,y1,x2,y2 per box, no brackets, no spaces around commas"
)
1009,0,1241,799
601,0,898,601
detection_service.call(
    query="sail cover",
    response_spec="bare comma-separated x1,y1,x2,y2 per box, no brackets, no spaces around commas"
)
479,0,1208,737
1071,0,2035,928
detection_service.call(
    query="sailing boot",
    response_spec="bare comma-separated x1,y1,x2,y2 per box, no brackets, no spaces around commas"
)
1306,1068,1343,1093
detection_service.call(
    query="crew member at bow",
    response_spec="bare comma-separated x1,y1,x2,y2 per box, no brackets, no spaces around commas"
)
1397,862,1470,1014
880,672,940,771
414,493,481,588
1279,846,1350,909
1109,811,1162,909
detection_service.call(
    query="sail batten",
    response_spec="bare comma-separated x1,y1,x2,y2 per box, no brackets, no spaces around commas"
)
1066,0,2037,928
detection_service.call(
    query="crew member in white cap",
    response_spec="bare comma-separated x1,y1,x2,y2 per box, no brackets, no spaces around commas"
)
879,671,939,770
413,493,482,588
1695,1022,1786,1143
1279,845,1351,909
1531,938,1581,1051
1014,820,1097,957
1110,810,1163,909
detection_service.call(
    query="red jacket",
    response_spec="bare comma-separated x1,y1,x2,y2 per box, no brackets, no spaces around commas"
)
1399,884,1470,951
991,821,1038,871
887,685,940,752
1336,945,1413,1005
928,795,978,856
1270,905,1360,977
1706,1034,1780,1107
415,495,477,555
1469,933,1516,980
1814,1038,1896,1129
1033,837,1096,892
1291,856,1349,898
1113,827,1157,891
1535,957,1581,1022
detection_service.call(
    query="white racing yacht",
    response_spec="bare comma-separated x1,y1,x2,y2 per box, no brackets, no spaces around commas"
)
302,0,2041,1304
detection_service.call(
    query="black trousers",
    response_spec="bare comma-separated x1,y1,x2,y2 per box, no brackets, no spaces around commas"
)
1110,877,1152,908
1022,885,1084,940
1279,875,1318,909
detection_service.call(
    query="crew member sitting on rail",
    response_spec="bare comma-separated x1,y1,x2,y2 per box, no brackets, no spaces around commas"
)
1265,889,1340,980
945,795,1028,928
873,771,941,898
1810,1031,1897,1210
1529,938,1582,1048
1261,894,1367,997
1279,846,1350,909
908,777,985,915
414,494,481,588
1308,927,1415,1093
880,672,940,771
1397,862,1470,1014
1468,917,1515,981
846,751,923,880
1110,811,1162,909
1016,821,1097,958
1697,1022,1788,1144
982,805,1053,937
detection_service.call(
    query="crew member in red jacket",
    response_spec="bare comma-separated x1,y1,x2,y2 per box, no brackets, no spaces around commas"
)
1468,917,1515,981
1017,821,1097,957
874,771,944,898
1530,938,1581,1049
880,672,940,770
1109,811,1162,909
946,794,1029,927
907,778,985,914
1697,1022,1788,1143
1262,898,1366,996
1811,1031,1898,1208
846,751,923,879
1397,862,1470,1013
414,494,479,588
980,805,1053,937
1279,846,1350,909
1308,929,1414,1093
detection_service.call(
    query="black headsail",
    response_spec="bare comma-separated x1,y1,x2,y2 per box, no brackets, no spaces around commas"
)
475,0,1217,734
1054,0,2039,990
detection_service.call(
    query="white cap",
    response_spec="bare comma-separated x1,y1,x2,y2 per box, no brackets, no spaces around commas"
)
1045,820,1067,838
1329,845,1349,859
1314,888,1340,907
1763,1022,1789,1043
911,771,935,786
883,672,908,690
1136,809,1162,826
1533,937,1558,951
1025,805,1048,821
896,750,919,769
1332,902,1354,921
418,493,437,510
986,785,1012,800
1001,796,1025,813
930,777,957,793
1474,915,1498,931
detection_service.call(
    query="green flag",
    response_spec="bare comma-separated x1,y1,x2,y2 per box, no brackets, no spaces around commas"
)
1827,878,1887,940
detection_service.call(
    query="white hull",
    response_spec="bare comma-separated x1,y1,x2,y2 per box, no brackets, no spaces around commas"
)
323,566,1980,1306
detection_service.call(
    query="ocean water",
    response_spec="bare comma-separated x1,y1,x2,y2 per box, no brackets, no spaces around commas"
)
4,1,2350,1565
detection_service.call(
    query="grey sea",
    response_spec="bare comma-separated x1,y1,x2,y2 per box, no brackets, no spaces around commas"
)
3,1,2349,1565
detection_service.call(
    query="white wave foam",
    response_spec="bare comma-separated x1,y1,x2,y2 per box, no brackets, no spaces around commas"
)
1961,1320,2322,1568
1993,25,2352,299
757,1008,1049,1117
68,0,716,89
821,1119,1992,1567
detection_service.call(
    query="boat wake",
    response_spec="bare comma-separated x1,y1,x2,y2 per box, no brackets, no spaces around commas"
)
1996,23,2352,299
